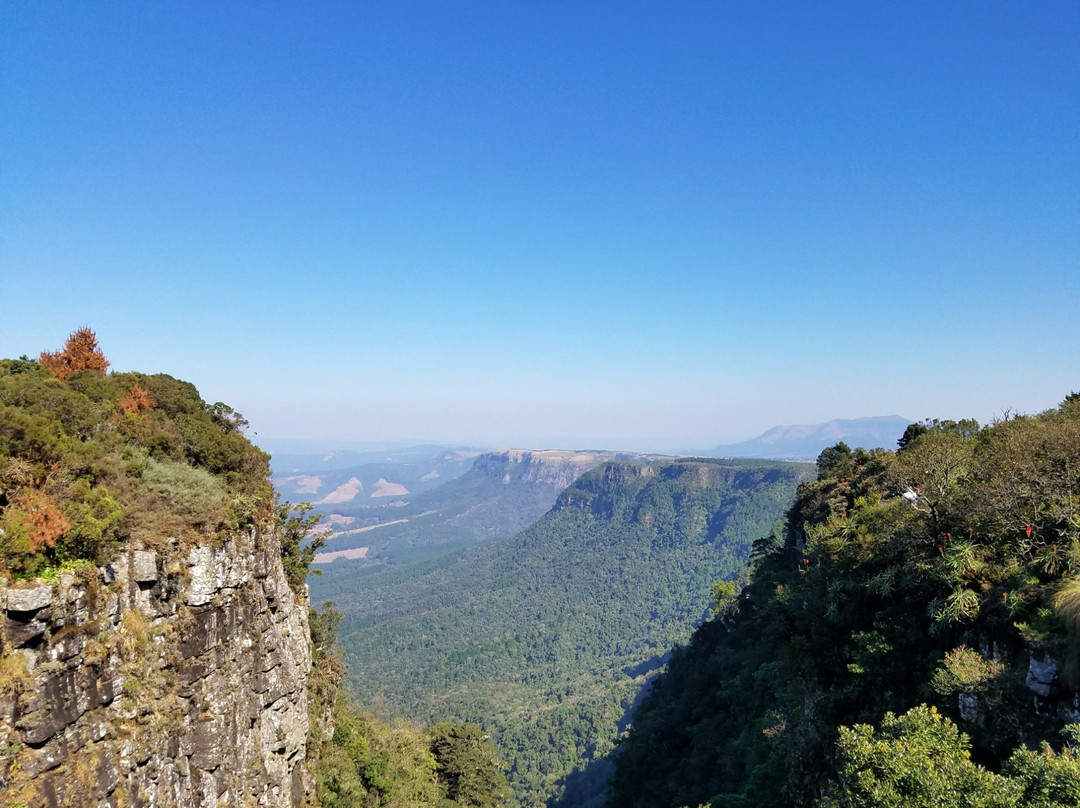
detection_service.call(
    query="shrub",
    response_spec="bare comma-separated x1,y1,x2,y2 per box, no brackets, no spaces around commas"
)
139,458,226,532
117,384,155,417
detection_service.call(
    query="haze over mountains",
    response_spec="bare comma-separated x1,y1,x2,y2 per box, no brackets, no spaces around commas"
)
273,445,481,506
266,414,913,568
302,449,669,566
709,415,912,460
266,415,913,478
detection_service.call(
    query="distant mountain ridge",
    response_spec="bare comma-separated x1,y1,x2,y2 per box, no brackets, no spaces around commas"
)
269,443,482,475
470,448,670,488
710,415,912,460
310,449,665,563
271,445,481,504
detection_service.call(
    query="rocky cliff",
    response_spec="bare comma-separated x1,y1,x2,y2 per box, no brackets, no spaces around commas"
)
471,449,665,489
0,525,311,808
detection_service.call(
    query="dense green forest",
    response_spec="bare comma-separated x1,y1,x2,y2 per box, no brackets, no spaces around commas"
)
609,404,1080,808
308,604,513,808
313,459,813,806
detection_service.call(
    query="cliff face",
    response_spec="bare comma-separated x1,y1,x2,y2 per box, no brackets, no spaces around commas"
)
551,459,815,522
470,450,605,489
471,449,660,490
0,526,311,808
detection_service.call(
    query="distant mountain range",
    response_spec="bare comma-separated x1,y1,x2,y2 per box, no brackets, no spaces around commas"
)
268,443,483,476
272,450,483,509
307,449,666,564
710,415,912,461
266,414,915,472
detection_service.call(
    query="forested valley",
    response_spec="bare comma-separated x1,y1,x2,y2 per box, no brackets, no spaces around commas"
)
312,458,812,807
314,399,1080,808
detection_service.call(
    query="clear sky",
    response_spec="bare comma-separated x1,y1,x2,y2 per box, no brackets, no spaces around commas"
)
3,2,1078,450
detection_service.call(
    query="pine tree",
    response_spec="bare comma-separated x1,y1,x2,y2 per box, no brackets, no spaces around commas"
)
39,327,110,379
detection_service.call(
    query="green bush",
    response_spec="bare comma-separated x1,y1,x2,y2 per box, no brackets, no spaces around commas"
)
140,458,226,530
0,339,274,575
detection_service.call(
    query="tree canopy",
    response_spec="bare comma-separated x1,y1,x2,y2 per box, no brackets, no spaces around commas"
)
38,327,110,380
609,399,1080,808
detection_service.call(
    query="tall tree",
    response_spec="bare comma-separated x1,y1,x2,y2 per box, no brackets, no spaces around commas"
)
39,327,110,379
429,722,512,807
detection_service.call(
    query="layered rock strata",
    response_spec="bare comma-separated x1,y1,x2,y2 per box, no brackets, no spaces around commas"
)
0,527,311,808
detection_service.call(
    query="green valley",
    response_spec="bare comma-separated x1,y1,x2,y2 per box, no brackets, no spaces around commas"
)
12,332,1079,808
310,458,813,807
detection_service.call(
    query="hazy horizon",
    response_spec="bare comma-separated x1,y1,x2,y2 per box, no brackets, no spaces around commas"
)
252,413,917,459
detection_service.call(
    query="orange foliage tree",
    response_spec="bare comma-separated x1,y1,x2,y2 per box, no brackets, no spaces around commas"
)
7,489,70,553
118,383,155,417
39,327,110,380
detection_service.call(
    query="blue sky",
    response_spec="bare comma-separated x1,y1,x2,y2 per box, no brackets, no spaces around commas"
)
3,2,1078,450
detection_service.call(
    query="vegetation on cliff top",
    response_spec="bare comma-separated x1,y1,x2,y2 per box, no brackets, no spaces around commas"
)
0,329,303,585
609,399,1080,808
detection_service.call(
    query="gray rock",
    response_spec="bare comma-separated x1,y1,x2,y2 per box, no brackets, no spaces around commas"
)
1027,653,1058,697
187,546,217,606
7,584,53,612
5,615,47,647
958,693,982,724
190,715,225,771
0,525,311,807
102,560,128,585
252,550,270,579
131,551,158,583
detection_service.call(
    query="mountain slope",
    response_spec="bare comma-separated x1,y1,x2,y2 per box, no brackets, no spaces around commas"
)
314,458,814,807
310,449,661,564
610,404,1080,808
272,445,481,505
711,415,911,460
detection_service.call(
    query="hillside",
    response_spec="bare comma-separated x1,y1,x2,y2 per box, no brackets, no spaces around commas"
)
711,416,912,461
313,458,814,807
309,449,659,565
272,444,481,507
610,407,1080,808
0,333,316,805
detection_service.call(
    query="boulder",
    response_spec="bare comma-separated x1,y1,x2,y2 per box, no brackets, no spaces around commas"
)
6,585,53,613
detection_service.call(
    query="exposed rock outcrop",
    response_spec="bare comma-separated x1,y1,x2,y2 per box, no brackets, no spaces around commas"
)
471,450,612,489
1026,652,1059,699
0,526,311,808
